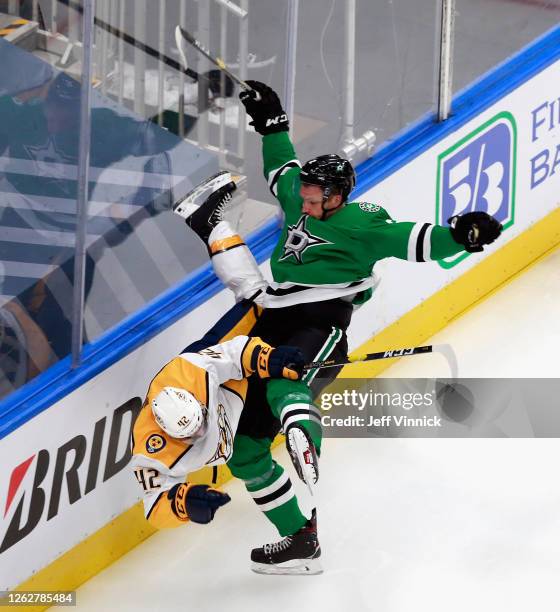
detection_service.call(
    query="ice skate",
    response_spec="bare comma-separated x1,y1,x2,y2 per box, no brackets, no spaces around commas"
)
251,509,322,575
173,171,236,241
286,424,319,494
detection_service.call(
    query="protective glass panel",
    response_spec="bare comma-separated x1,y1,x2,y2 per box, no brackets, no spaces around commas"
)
81,0,282,237
235,0,440,186
453,0,559,94
0,1,88,399
292,0,440,161
82,1,220,343
166,0,441,217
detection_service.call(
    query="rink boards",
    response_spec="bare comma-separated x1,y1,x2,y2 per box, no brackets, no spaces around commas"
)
1,24,560,604
343,26,560,373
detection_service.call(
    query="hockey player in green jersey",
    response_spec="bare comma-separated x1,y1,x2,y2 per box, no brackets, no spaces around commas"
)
240,81,502,303
237,81,501,442
176,81,502,573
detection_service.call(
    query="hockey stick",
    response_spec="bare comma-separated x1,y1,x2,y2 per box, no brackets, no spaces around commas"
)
304,343,458,378
60,0,200,82
175,26,260,99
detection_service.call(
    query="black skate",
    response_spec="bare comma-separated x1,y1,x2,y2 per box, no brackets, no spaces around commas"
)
173,170,236,242
251,509,322,575
286,424,319,494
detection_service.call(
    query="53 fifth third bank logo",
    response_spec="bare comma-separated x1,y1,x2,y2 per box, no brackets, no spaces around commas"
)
436,112,516,268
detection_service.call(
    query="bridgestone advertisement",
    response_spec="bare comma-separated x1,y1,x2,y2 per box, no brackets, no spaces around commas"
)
0,289,233,591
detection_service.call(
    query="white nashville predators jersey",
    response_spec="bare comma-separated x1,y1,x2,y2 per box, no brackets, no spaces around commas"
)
130,335,258,524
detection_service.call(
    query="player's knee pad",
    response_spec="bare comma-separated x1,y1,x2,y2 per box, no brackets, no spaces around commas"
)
266,383,323,452
243,464,276,489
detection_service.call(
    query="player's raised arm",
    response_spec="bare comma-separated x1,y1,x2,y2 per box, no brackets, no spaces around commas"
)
239,81,302,213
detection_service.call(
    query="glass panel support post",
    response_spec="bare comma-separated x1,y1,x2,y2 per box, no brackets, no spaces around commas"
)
283,0,299,139
71,0,95,367
437,0,455,122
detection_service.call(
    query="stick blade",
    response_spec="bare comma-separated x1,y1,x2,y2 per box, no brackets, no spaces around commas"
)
433,343,459,379
177,25,196,45
175,25,189,71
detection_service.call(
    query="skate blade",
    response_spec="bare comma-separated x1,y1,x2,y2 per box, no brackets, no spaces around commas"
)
251,557,323,576
288,428,318,496
173,170,232,219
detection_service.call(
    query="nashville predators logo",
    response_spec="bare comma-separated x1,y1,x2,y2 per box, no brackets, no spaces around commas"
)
279,216,331,264
207,404,234,464
146,434,166,454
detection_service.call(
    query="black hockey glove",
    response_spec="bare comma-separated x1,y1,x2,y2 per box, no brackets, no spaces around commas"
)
448,211,503,253
169,483,231,525
251,343,305,380
268,345,305,380
239,80,289,135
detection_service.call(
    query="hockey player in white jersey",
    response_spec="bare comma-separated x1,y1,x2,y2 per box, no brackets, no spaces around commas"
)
130,333,303,528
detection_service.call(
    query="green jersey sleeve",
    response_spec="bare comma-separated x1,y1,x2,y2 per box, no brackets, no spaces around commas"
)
261,132,302,217
371,218,464,262
339,202,464,263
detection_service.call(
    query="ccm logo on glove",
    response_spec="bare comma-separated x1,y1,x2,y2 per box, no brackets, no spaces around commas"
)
265,114,288,127
239,80,289,135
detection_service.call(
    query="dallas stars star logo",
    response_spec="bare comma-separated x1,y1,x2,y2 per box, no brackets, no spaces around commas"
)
279,215,332,263
23,136,76,181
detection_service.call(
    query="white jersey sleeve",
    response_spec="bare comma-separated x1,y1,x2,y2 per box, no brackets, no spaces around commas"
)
181,334,258,385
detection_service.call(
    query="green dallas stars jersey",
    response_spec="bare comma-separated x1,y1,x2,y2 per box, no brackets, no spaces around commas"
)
260,132,464,307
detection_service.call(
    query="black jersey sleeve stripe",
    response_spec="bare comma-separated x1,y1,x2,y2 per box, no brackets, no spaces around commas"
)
145,491,165,521
239,336,253,376
415,223,431,262
268,160,301,196
266,279,364,297
205,370,210,407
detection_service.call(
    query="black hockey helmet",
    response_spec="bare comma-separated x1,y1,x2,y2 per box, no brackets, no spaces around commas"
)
300,154,356,202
